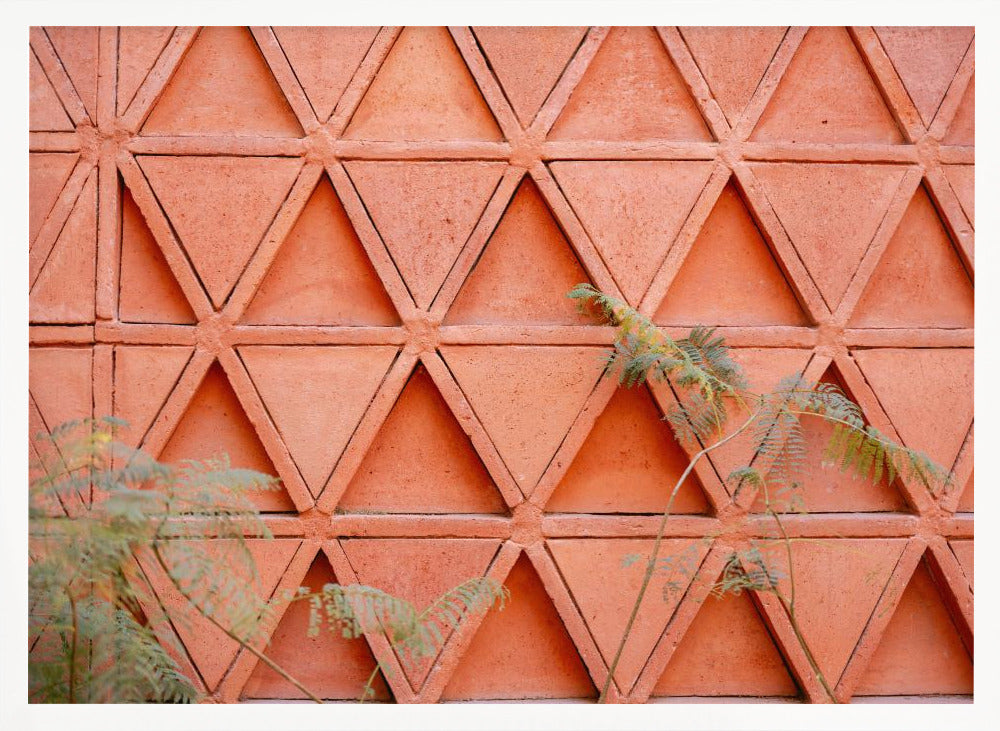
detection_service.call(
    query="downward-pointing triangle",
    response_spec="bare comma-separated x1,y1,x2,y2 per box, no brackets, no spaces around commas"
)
113,345,192,448
45,27,99,120
30,50,73,131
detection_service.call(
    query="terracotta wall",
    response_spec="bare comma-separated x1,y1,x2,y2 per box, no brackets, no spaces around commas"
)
28,26,974,702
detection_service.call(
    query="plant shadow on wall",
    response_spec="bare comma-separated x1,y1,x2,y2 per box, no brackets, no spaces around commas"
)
568,284,952,704
28,417,508,704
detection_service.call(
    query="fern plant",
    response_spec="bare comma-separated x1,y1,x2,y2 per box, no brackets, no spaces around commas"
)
568,284,950,703
29,417,507,703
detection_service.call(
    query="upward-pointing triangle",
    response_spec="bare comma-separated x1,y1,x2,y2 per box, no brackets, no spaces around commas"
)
344,26,502,141
139,155,302,308
850,186,973,328
752,163,906,310
655,182,808,326
142,26,303,137
239,345,398,497
29,153,78,245
752,27,902,144
550,161,714,304
550,26,712,141
943,73,974,146
117,26,175,114
345,160,505,309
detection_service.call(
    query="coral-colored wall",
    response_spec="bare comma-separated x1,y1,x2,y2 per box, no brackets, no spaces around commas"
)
28,26,974,703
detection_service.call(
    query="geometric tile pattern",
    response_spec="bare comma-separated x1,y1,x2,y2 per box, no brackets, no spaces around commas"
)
28,26,973,702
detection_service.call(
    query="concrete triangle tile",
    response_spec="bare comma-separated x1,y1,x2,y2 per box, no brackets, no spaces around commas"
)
346,161,504,309
29,153,78,246
950,540,973,590
853,348,972,472
138,155,302,308
549,538,710,692
550,26,712,141
874,27,973,127
241,550,391,701
473,26,586,126
30,50,73,130
29,347,93,430
751,163,906,310
136,539,300,692
679,27,787,126
652,589,798,697
119,184,197,324
441,345,606,491
338,364,506,514
943,165,974,226
440,553,596,700
341,538,500,691
158,361,295,512
446,176,593,325
853,560,973,696
45,27,98,120
656,182,808,326
117,27,175,114
943,73,974,145
142,26,303,136
550,161,714,304
113,345,192,448
957,473,973,512
850,186,973,328
30,172,97,324
752,27,902,143
546,384,710,515
238,346,397,496
344,26,502,141
243,175,399,326
765,537,907,686
272,27,379,122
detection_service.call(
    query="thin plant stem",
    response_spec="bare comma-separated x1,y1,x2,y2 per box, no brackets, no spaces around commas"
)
68,590,78,703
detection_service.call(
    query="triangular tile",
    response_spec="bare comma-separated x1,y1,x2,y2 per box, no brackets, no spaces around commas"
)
138,155,302,308
655,182,808,326
853,349,973,472
441,346,605,491
550,161,714,304
338,364,506,514
117,26,175,114
550,26,712,141
766,538,906,686
943,73,974,146
341,538,500,690
446,177,592,325
854,560,973,696
242,176,399,326
239,345,397,497
29,152,78,245
273,27,379,122
345,161,505,309
705,348,813,484
652,590,798,697
957,473,973,512
158,361,294,512
549,538,710,691
119,185,197,324
473,26,587,126
750,364,908,513
546,384,710,515
851,186,973,328
752,27,902,143
45,27,99,120
30,50,73,131
142,26,302,136
752,163,906,309
874,27,973,126
29,347,93,430
679,27,787,126
30,172,97,324
950,540,973,590
113,345,192,448
944,165,974,226
136,538,299,692
241,550,391,701
343,26,502,141
441,554,596,700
